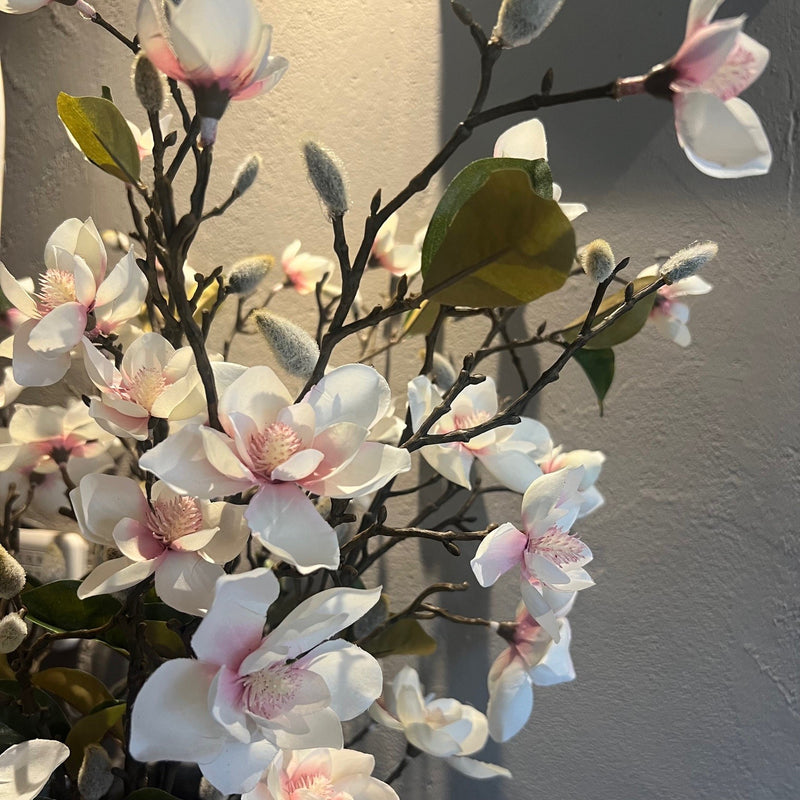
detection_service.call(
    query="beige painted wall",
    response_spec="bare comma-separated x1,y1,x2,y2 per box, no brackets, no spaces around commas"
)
1,1,798,799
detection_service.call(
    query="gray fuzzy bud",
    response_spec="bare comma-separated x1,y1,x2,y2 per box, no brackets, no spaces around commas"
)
303,141,349,218
132,54,165,114
493,0,566,47
0,545,25,600
430,352,458,390
227,256,273,295
0,613,27,654
254,311,320,379
78,744,115,800
232,154,262,197
659,241,718,283
580,239,616,283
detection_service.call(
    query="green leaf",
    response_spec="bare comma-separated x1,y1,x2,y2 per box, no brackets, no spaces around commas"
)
22,580,121,633
401,300,443,337
31,668,115,716
57,92,141,183
65,702,125,777
143,620,186,659
0,680,70,740
573,348,615,415
126,790,181,800
561,277,658,349
363,618,437,659
420,158,574,308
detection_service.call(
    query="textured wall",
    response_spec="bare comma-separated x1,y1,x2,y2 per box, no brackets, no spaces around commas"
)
1,1,798,799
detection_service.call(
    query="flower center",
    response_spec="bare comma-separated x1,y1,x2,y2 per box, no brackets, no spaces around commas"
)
241,663,304,720
125,367,168,412
452,409,491,431
284,773,345,800
248,422,302,479
528,526,586,567
37,269,77,314
146,496,204,545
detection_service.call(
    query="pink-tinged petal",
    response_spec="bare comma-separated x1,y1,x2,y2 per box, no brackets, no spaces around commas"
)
78,557,158,598
151,372,203,420
369,700,404,731
671,16,743,87
674,93,772,178
9,403,64,442
493,118,548,160
89,399,151,441
0,262,37,318
231,55,289,100
685,0,726,37
304,364,392,430
275,403,316,448
69,253,97,307
71,473,149,544
0,739,70,800
450,376,499,419
418,443,475,489
93,251,148,327
136,0,188,81
27,302,86,354
155,551,223,616
487,649,533,742
270,707,343,752
445,757,512,780
139,424,255,499
208,664,249,742
271,448,324,482
299,640,383,721
470,523,527,587
309,422,367,477
245,483,339,575
199,502,250,564
130,658,223,764
531,618,576,687
192,568,279,669
304,442,411,499
82,338,120,390
200,739,279,797
10,321,71,386
170,526,218,553
519,578,560,642
219,366,291,433
699,32,769,101
113,517,164,561
46,217,107,281
521,467,584,534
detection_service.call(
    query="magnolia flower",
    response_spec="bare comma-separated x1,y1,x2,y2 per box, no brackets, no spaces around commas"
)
539,446,605,517
0,218,148,387
83,333,203,440
370,666,511,780
243,748,398,800
127,113,173,160
471,467,593,640
0,739,69,800
140,364,411,574
493,119,587,221
487,601,575,742
371,214,423,278
638,264,713,346
70,475,249,616
137,0,288,144
408,375,552,493
0,0,94,15
130,569,383,795
0,367,23,409
281,240,334,295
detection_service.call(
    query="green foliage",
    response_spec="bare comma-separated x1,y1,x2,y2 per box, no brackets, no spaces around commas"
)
573,348,615,415
363,618,437,658
0,680,70,741
57,92,141,184
420,158,575,308
64,702,125,777
22,580,121,633
31,668,115,716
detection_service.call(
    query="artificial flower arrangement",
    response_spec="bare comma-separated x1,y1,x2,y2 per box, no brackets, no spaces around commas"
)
0,0,770,798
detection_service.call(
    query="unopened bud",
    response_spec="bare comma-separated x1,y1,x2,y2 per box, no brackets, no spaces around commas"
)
430,352,458,390
303,141,349,218
254,311,320,379
0,545,25,599
492,0,565,47
659,241,718,284
232,154,262,197
580,239,616,283
78,744,115,800
227,255,273,295
132,54,165,114
0,613,27,654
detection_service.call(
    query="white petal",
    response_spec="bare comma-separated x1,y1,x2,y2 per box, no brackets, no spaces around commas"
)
45,217,106,281
445,756,512,780
94,251,148,327
519,578,560,641
0,262,37,318
304,364,392,430
419,443,474,489
487,651,533,742
698,32,769,101
155,550,223,616
200,739,279,797
78,557,157,597
27,302,86,354
219,365,292,432
493,119,548,160
470,523,527,587
685,0,726,37
0,739,70,800
71,473,148,544
478,441,544,494
531,618,576,686
199,502,251,564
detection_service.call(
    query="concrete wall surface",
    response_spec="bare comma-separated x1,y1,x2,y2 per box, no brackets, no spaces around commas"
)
1,1,798,799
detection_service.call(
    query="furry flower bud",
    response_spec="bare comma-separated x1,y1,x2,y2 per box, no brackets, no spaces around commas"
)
227,256,273,295
659,241,719,284
232,154,262,197
580,239,616,283
77,744,115,800
492,0,565,47
0,545,25,599
253,311,320,379
0,613,27,654
133,54,165,114
303,141,349,218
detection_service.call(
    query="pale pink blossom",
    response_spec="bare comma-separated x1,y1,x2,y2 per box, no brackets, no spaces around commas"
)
281,240,333,295
127,113,174,160
83,332,204,440
370,666,511,780
130,569,383,795
471,467,593,640
243,748,398,800
70,475,249,616
0,218,148,387
638,264,713,347
371,214,423,278
139,364,411,574
539,446,606,517
0,739,69,800
408,375,552,493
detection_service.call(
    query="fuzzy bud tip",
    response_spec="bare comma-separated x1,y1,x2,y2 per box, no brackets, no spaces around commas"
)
303,141,349,218
253,311,320,379
132,54,165,114
78,744,115,800
0,613,27,654
659,241,718,283
227,255,273,296
492,0,566,47
0,545,26,600
580,239,616,283
233,154,262,197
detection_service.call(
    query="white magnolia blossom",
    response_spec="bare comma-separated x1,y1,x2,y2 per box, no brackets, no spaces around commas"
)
140,364,411,574
281,240,334,295
370,666,511,780
83,332,204,440
371,214,423,278
0,739,69,800
493,119,588,221
71,475,250,616
408,375,552,493
0,218,148,387
471,467,593,640
487,600,575,742
243,748,398,800
130,569,383,795
638,264,713,346
127,113,173,160
539,446,606,517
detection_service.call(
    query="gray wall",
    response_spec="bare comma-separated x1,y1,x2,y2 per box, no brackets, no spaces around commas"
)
1,1,798,799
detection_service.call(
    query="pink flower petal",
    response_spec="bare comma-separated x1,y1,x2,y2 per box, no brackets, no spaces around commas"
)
470,523,528,587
